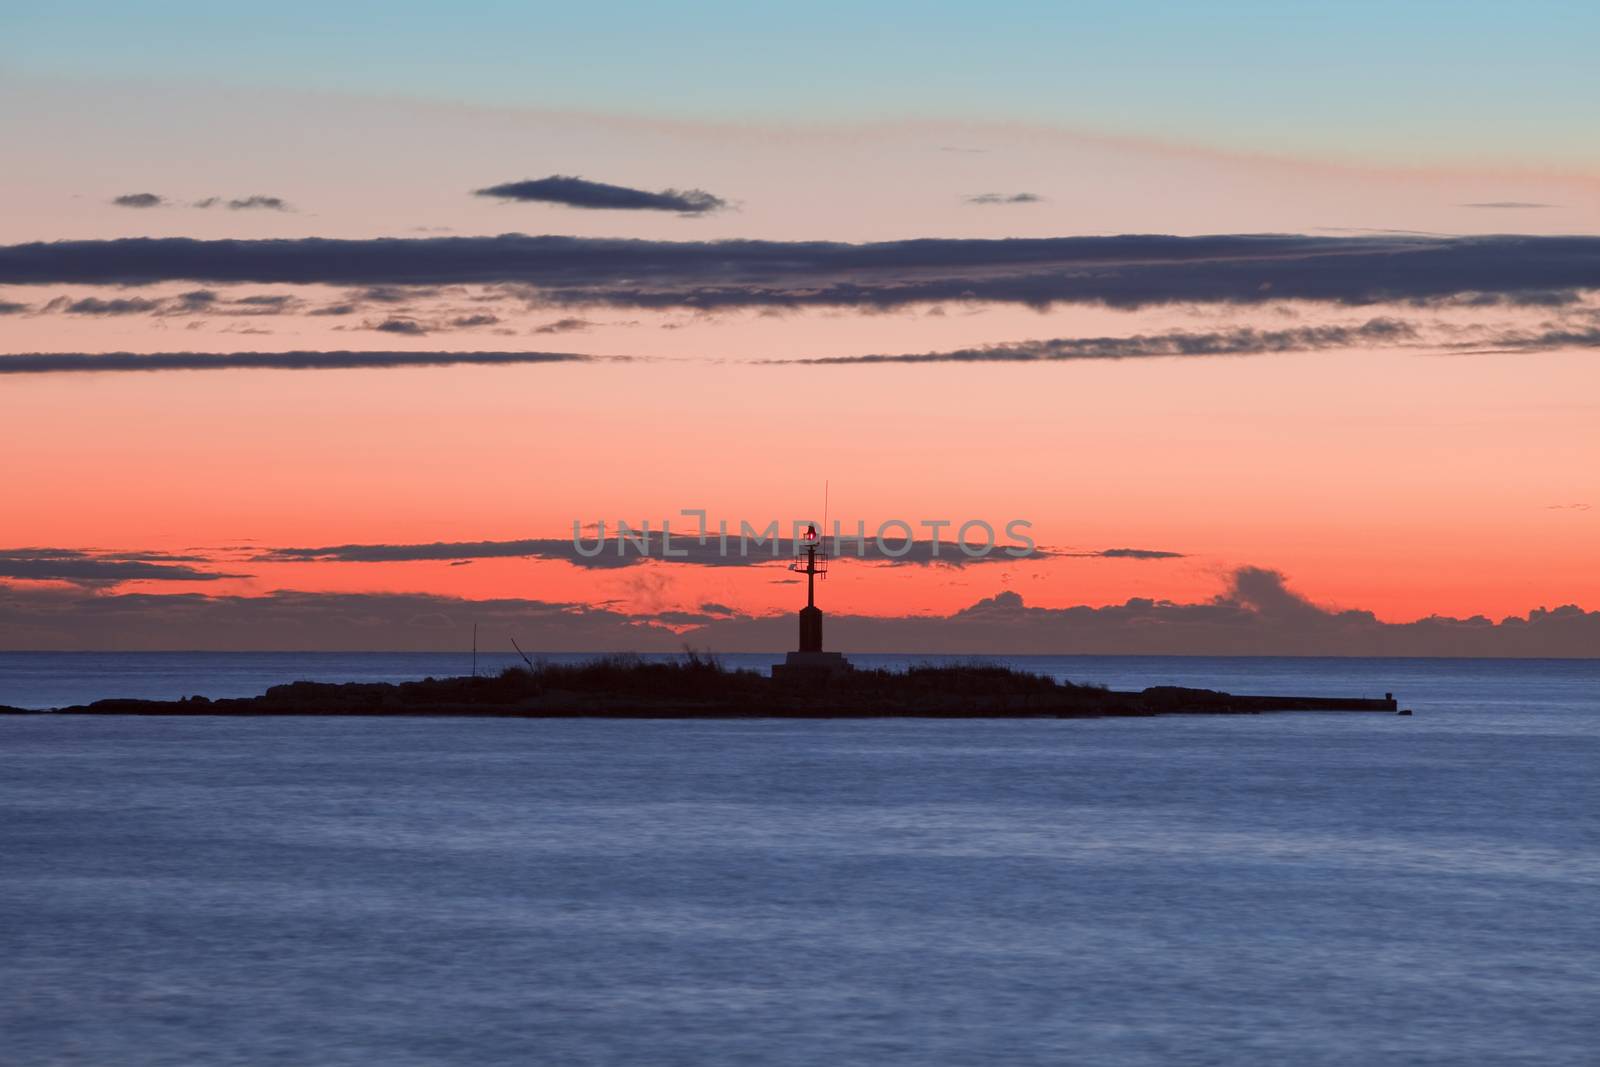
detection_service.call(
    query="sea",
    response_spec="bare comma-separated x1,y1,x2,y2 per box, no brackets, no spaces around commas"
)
1,653,1595,1066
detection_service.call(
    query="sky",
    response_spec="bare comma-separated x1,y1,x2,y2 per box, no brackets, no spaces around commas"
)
1,2,1597,653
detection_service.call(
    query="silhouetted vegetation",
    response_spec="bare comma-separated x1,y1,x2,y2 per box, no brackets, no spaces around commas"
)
4,652,1400,718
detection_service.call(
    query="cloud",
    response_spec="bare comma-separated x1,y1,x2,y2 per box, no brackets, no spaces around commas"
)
0,548,246,586
1079,548,1186,559
176,289,219,308
964,193,1043,205
30,289,300,318
729,567,1600,657
202,195,292,211
357,285,429,304
533,317,595,334
1,567,1595,655
111,193,165,209
229,195,290,211
0,301,27,314
371,317,428,336
1419,290,1582,309
450,313,499,328
775,319,1422,364
0,587,677,653
50,295,165,315
125,195,295,211
649,609,726,627
1446,324,1600,354
475,176,727,215
1461,202,1555,209
0,350,599,374
258,535,1054,569
4,233,1596,311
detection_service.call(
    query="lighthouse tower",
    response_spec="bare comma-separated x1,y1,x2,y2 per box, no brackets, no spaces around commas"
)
771,523,853,680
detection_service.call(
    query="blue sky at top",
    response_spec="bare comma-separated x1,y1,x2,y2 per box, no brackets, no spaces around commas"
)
5,0,1597,166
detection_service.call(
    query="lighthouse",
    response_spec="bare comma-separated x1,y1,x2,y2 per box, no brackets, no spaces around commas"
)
771,523,853,680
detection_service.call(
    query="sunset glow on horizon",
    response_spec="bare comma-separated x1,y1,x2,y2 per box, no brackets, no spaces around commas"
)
3,2,1597,653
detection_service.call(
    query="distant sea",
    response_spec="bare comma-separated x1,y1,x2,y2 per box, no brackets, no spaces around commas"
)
2,653,1596,1066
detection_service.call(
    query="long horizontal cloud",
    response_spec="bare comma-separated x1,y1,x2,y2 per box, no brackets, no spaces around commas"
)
0,548,246,585
778,317,1600,365
259,535,1073,568
1074,548,1186,559
27,289,301,318
0,351,601,374
0,587,675,654
8,323,1594,377
0,536,1183,572
3,234,1597,310
475,176,726,215
217,195,290,212
1,568,1593,656
1454,325,1600,353
110,193,292,211
965,192,1043,205
777,319,1422,364
48,295,165,315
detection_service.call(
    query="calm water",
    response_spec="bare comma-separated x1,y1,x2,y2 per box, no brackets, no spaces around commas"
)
1,655,1596,1066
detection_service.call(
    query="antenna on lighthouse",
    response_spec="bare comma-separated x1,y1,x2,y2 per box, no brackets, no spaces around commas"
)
822,480,829,547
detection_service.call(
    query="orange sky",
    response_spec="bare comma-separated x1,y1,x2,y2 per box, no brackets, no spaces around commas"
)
3,342,1595,624
1,89,1597,640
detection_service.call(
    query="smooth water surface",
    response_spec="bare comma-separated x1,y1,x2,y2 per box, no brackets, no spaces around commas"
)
1,656,1596,1065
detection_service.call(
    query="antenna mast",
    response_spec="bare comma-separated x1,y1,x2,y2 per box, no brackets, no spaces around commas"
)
823,480,829,547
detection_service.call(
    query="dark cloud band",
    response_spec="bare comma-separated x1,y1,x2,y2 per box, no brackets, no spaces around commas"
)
260,536,1188,568
0,549,244,584
0,351,599,374
777,319,1422,364
260,536,1056,568
3,233,1597,310
1,568,1594,656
